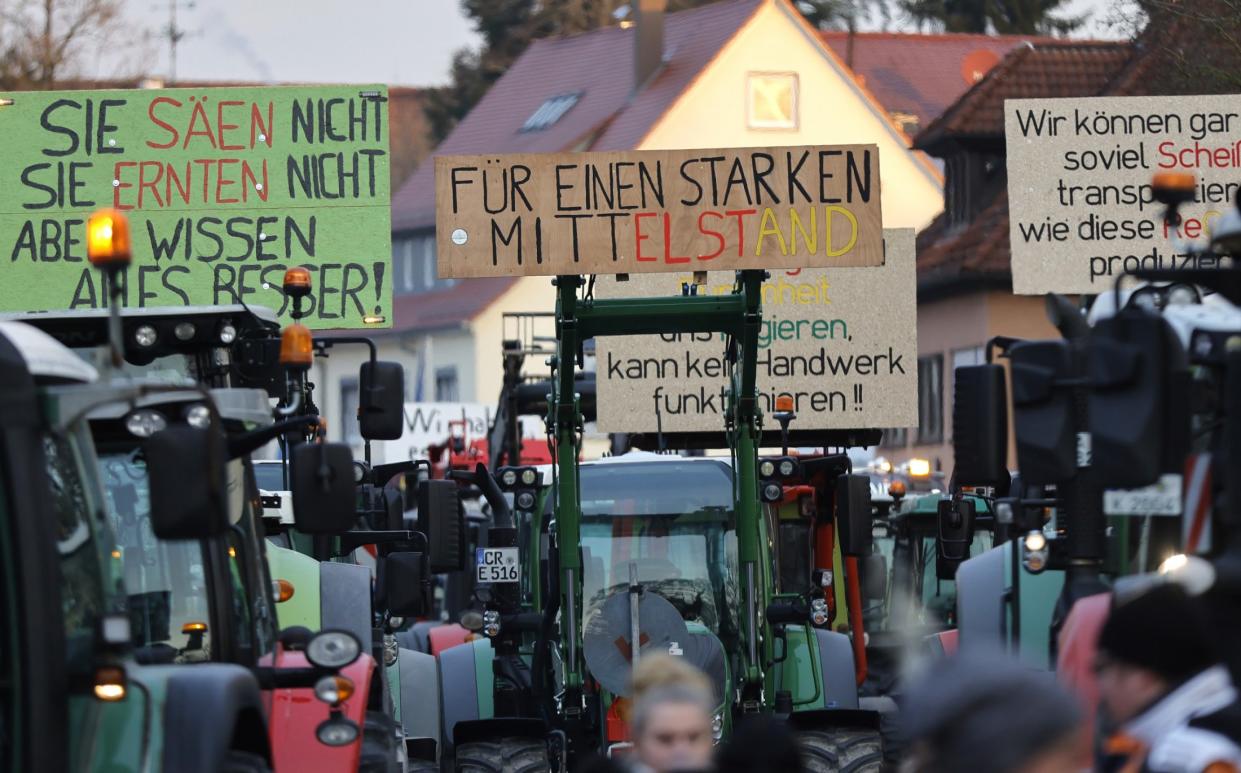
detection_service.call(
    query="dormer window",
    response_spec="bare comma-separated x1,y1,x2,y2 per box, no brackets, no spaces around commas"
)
521,93,582,132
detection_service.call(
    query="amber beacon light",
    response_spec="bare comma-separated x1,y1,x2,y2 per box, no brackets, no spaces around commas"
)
280,324,314,369
87,209,132,268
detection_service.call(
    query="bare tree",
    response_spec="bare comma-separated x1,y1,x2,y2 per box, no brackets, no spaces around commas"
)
1118,0,1241,94
1,0,126,88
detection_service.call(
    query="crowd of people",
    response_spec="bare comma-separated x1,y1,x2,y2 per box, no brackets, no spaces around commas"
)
580,577,1241,773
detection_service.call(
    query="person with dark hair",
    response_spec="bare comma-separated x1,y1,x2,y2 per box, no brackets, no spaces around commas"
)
899,650,1085,773
1095,582,1241,772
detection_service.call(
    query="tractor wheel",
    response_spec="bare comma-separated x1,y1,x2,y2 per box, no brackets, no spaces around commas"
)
455,737,550,773
359,711,401,773
219,750,272,773
799,727,883,773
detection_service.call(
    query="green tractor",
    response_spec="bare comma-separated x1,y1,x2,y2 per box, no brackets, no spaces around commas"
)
18,296,463,770
436,272,881,770
0,319,308,771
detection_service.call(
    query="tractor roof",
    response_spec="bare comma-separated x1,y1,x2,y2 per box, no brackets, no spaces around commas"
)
0,321,97,384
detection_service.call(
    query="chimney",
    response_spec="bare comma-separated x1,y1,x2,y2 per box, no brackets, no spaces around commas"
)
633,0,666,94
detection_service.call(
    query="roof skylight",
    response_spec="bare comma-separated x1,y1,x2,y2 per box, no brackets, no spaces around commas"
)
521,92,582,132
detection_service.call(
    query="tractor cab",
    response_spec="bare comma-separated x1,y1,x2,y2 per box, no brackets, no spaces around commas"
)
88,389,277,667
877,493,995,636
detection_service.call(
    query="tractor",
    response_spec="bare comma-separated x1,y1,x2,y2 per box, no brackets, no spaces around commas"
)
435,271,883,771
16,256,464,771
2,213,366,772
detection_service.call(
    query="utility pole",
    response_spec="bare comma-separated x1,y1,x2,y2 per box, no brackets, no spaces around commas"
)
155,0,195,83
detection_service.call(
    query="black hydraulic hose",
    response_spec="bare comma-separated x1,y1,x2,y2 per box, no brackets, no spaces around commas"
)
228,415,320,459
532,543,560,725
472,463,513,528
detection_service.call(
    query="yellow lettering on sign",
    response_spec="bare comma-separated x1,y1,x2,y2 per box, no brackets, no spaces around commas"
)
756,207,789,256
789,208,817,254
825,206,858,257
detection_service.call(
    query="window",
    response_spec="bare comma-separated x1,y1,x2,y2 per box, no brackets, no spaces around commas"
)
880,427,908,449
917,355,944,445
45,434,105,674
340,377,360,444
520,93,581,132
435,367,459,402
394,235,448,296
747,73,798,129
99,446,213,662
952,346,985,371
398,239,416,293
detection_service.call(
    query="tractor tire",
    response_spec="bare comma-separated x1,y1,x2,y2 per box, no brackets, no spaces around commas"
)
220,750,272,773
455,737,550,773
799,727,883,773
359,711,401,773
407,760,440,773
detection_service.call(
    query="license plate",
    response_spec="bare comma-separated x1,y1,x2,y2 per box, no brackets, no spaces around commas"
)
475,547,521,583
1104,474,1182,516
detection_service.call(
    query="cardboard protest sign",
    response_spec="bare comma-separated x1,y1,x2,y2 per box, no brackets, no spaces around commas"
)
435,145,883,278
0,85,392,328
1005,95,1241,294
595,228,917,433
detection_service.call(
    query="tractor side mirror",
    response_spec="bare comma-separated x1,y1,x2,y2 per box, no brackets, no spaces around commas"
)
417,479,466,573
380,551,428,618
861,553,888,601
146,426,228,539
382,486,405,531
834,474,873,556
936,498,976,580
953,364,1009,488
764,597,810,626
359,361,404,441
1089,312,1189,489
291,443,356,535
1009,340,1075,485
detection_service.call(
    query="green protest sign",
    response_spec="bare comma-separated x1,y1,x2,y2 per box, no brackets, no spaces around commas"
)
0,85,392,328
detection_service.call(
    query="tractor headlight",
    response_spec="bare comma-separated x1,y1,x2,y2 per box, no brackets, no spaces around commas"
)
133,324,158,348
483,610,501,638
1023,530,1049,574
218,322,237,344
174,322,196,341
500,468,518,488
305,629,362,669
516,491,535,510
759,460,776,478
762,482,783,503
778,458,797,477
184,403,211,429
313,675,354,706
711,712,724,742
520,467,538,486
316,717,360,747
810,597,829,627
125,409,167,438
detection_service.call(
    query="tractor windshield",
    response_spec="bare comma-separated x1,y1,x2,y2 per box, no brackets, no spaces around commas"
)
577,460,739,637
97,446,215,663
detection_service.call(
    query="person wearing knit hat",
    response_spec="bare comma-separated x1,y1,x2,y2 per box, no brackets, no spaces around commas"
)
898,649,1086,773
1095,582,1241,773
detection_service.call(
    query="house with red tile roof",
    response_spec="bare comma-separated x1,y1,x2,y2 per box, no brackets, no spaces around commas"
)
819,31,1052,137
881,40,1140,475
323,0,951,452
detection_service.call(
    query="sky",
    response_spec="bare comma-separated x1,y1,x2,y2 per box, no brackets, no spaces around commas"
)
101,0,1125,88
